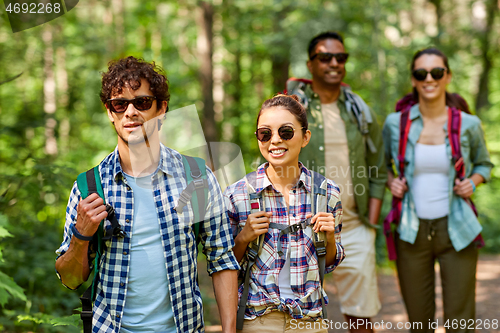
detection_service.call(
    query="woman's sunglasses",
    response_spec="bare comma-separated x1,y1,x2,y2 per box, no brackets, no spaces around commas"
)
309,52,349,64
107,96,157,113
255,126,304,142
412,67,446,81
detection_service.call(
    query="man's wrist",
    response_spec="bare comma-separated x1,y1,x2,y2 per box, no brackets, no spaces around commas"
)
70,223,93,241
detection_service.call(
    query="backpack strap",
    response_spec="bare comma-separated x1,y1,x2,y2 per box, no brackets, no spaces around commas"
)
447,108,484,247
383,109,412,261
286,78,311,109
175,155,209,242
76,166,125,333
344,89,377,154
310,171,328,320
287,78,376,154
236,171,265,330
448,107,465,179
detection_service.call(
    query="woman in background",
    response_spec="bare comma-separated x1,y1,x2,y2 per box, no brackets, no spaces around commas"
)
383,47,493,332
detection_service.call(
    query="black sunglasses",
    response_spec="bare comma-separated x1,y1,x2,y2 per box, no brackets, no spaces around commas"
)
412,67,447,81
107,96,157,113
255,126,304,142
310,52,349,64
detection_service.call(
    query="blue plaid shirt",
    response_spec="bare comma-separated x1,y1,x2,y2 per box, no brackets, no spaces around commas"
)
56,145,240,333
223,163,345,320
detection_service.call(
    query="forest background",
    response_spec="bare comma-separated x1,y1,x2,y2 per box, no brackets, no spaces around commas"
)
1,0,500,331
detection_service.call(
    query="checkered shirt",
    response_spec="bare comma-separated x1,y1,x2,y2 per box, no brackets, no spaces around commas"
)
56,145,240,333
223,162,345,320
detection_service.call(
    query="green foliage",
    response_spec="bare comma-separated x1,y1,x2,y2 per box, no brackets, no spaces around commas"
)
0,272,26,308
1,0,499,330
0,214,27,308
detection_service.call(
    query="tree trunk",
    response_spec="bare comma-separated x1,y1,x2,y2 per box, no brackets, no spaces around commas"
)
475,0,498,115
112,0,125,53
271,55,289,94
197,1,216,145
56,46,70,154
271,9,290,94
42,26,57,156
429,0,443,47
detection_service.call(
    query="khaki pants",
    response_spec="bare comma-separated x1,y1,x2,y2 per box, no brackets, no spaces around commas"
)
396,216,478,333
331,224,380,317
237,311,328,333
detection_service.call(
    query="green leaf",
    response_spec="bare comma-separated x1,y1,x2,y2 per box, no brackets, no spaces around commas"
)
50,313,81,327
0,226,12,239
0,271,26,307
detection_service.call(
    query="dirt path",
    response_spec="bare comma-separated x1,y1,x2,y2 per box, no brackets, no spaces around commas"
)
199,254,500,332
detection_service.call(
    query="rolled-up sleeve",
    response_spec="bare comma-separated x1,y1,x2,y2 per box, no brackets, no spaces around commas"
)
325,183,345,274
55,182,81,259
382,113,398,175
469,117,494,182
367,109,388,200
201,169,240,275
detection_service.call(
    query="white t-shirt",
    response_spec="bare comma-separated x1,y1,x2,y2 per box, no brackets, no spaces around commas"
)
411,143,450,219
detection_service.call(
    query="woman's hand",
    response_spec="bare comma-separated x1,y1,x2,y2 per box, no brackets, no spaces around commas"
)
310,212,336,243
238,211,271,244
389,177,408,199
453,178,474,199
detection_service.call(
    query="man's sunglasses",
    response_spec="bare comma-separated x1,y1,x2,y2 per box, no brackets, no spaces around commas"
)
107,96,157,113
255,125,304,142
412,67,447,81
310,52,349,64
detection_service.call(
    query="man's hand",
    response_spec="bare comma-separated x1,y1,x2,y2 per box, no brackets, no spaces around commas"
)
55,194,107,289
76,193,108,237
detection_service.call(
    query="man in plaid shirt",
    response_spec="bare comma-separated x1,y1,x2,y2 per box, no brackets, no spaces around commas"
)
55,56,239,333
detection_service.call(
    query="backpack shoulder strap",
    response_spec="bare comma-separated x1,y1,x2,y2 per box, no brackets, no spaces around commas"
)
448,107,465,179
77,167,103,200
286,78,311,109
344,89,377,153
76,166,105,333
397,109,412,178
383,108,412,261
236,171,265,330
177,155,209,243
310,170,328,319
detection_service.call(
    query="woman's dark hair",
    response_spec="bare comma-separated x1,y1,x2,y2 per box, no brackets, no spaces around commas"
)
100,56,170,107
257,94,308,134
408,47,471,113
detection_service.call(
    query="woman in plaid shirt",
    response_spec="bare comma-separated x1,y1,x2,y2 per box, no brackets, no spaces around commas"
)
224,94,345,332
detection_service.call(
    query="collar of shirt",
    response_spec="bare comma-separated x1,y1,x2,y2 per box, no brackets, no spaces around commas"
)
305,82,347,104
110,144,176,182
254,162,312,194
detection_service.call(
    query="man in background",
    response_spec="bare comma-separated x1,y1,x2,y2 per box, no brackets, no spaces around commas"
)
287,31,387,333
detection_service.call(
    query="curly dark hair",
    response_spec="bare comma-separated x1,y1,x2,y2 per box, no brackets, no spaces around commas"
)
100,56,170,108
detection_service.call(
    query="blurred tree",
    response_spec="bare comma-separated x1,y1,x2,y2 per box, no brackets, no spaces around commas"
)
1,0,500,330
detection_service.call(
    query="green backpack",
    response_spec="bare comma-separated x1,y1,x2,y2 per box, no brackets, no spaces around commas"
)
75,155,208,333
